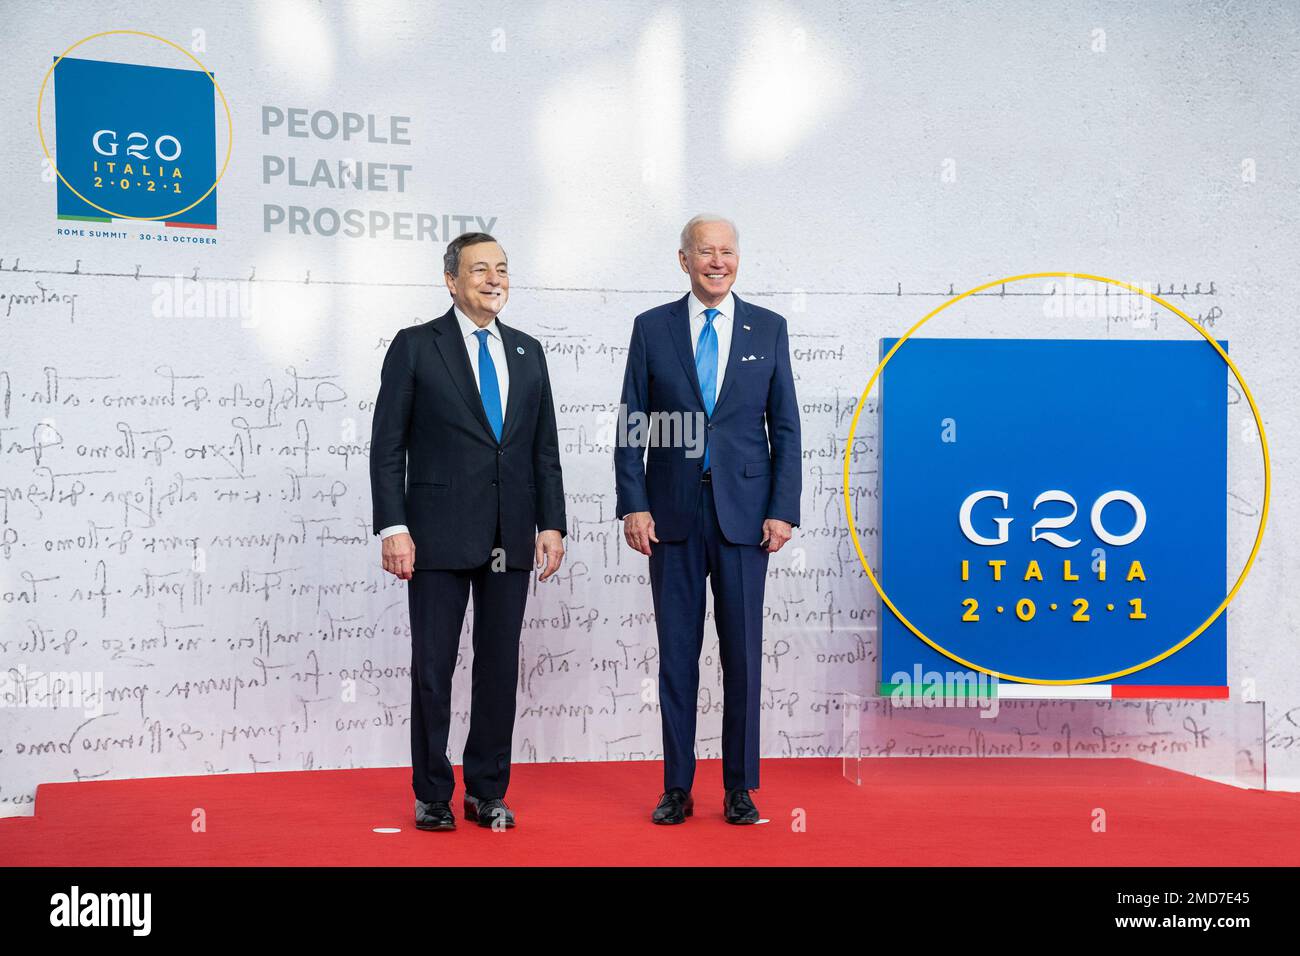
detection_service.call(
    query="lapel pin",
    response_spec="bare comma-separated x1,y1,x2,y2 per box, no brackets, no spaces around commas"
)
743,324,751,331
516,346,525,354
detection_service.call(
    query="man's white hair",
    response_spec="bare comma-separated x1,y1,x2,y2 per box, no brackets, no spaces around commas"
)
679,214,739,252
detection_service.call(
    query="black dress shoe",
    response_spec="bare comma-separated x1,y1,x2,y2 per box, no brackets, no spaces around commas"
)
464,793,515,828
723,788,760,825
652,788,693,824
414,798,455,831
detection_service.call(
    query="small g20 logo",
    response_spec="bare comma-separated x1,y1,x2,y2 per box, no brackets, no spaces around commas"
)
92,129,183,161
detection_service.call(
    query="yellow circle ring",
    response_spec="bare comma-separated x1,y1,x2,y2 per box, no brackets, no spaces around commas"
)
842,271,1271,685
37,29,233,222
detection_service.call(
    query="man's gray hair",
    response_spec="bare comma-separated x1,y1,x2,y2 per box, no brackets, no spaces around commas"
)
679,214,739,252
443,231,503,275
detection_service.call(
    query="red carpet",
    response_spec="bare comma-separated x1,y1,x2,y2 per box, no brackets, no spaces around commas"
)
2,757,1297,866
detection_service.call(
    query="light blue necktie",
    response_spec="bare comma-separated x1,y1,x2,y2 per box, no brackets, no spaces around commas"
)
474,328,504,442
695,308,719,471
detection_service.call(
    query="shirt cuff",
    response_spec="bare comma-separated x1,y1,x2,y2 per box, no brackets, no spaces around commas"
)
378,524,409,539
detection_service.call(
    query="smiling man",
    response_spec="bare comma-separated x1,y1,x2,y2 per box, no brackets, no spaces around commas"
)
370,232,566,832
614,215,802,825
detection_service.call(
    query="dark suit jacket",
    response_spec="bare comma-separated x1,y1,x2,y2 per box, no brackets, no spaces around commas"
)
614,292,801,544
370,307,566,570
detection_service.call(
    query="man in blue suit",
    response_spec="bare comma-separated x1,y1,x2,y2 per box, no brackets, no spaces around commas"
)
615,215,801,825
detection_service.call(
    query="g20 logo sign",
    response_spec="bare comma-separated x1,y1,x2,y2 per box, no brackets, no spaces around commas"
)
956,488,1150,626
86,128,189,199
39,31,231,229
959,489,1146,548
862,333,1249,693
91,129,183,161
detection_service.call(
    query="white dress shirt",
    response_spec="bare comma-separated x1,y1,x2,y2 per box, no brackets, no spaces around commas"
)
378,307,511,540
687,291,734,403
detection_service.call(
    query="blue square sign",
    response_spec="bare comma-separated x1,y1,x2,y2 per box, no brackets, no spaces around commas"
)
53,56,218,228
878,338,1227,697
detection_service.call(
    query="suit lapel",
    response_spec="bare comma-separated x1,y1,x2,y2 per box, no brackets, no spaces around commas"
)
668,294,707,411
712,292,749,413
497,320,529,445
432,307,497,442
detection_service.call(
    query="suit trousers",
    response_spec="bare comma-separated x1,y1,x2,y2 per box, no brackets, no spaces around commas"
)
649,478,770,792
407,543,530,803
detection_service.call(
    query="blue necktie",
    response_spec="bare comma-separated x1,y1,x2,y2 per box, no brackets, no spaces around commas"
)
695,308,719,471
474,328,504,442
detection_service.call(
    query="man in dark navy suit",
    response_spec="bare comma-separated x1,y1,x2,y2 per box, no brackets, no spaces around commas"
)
615,215,801,825
370,232,566,832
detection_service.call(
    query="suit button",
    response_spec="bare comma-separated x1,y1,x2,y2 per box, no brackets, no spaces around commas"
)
497,449,504,456
707,423,714,430
491,480,498,486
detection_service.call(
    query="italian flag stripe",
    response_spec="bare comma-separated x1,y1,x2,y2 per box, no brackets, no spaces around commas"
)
877,682,1229,700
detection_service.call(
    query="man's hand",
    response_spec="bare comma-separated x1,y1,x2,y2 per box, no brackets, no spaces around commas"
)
535,530,565,582
761,518,793,554
623,511,658,556
381,532,416,580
